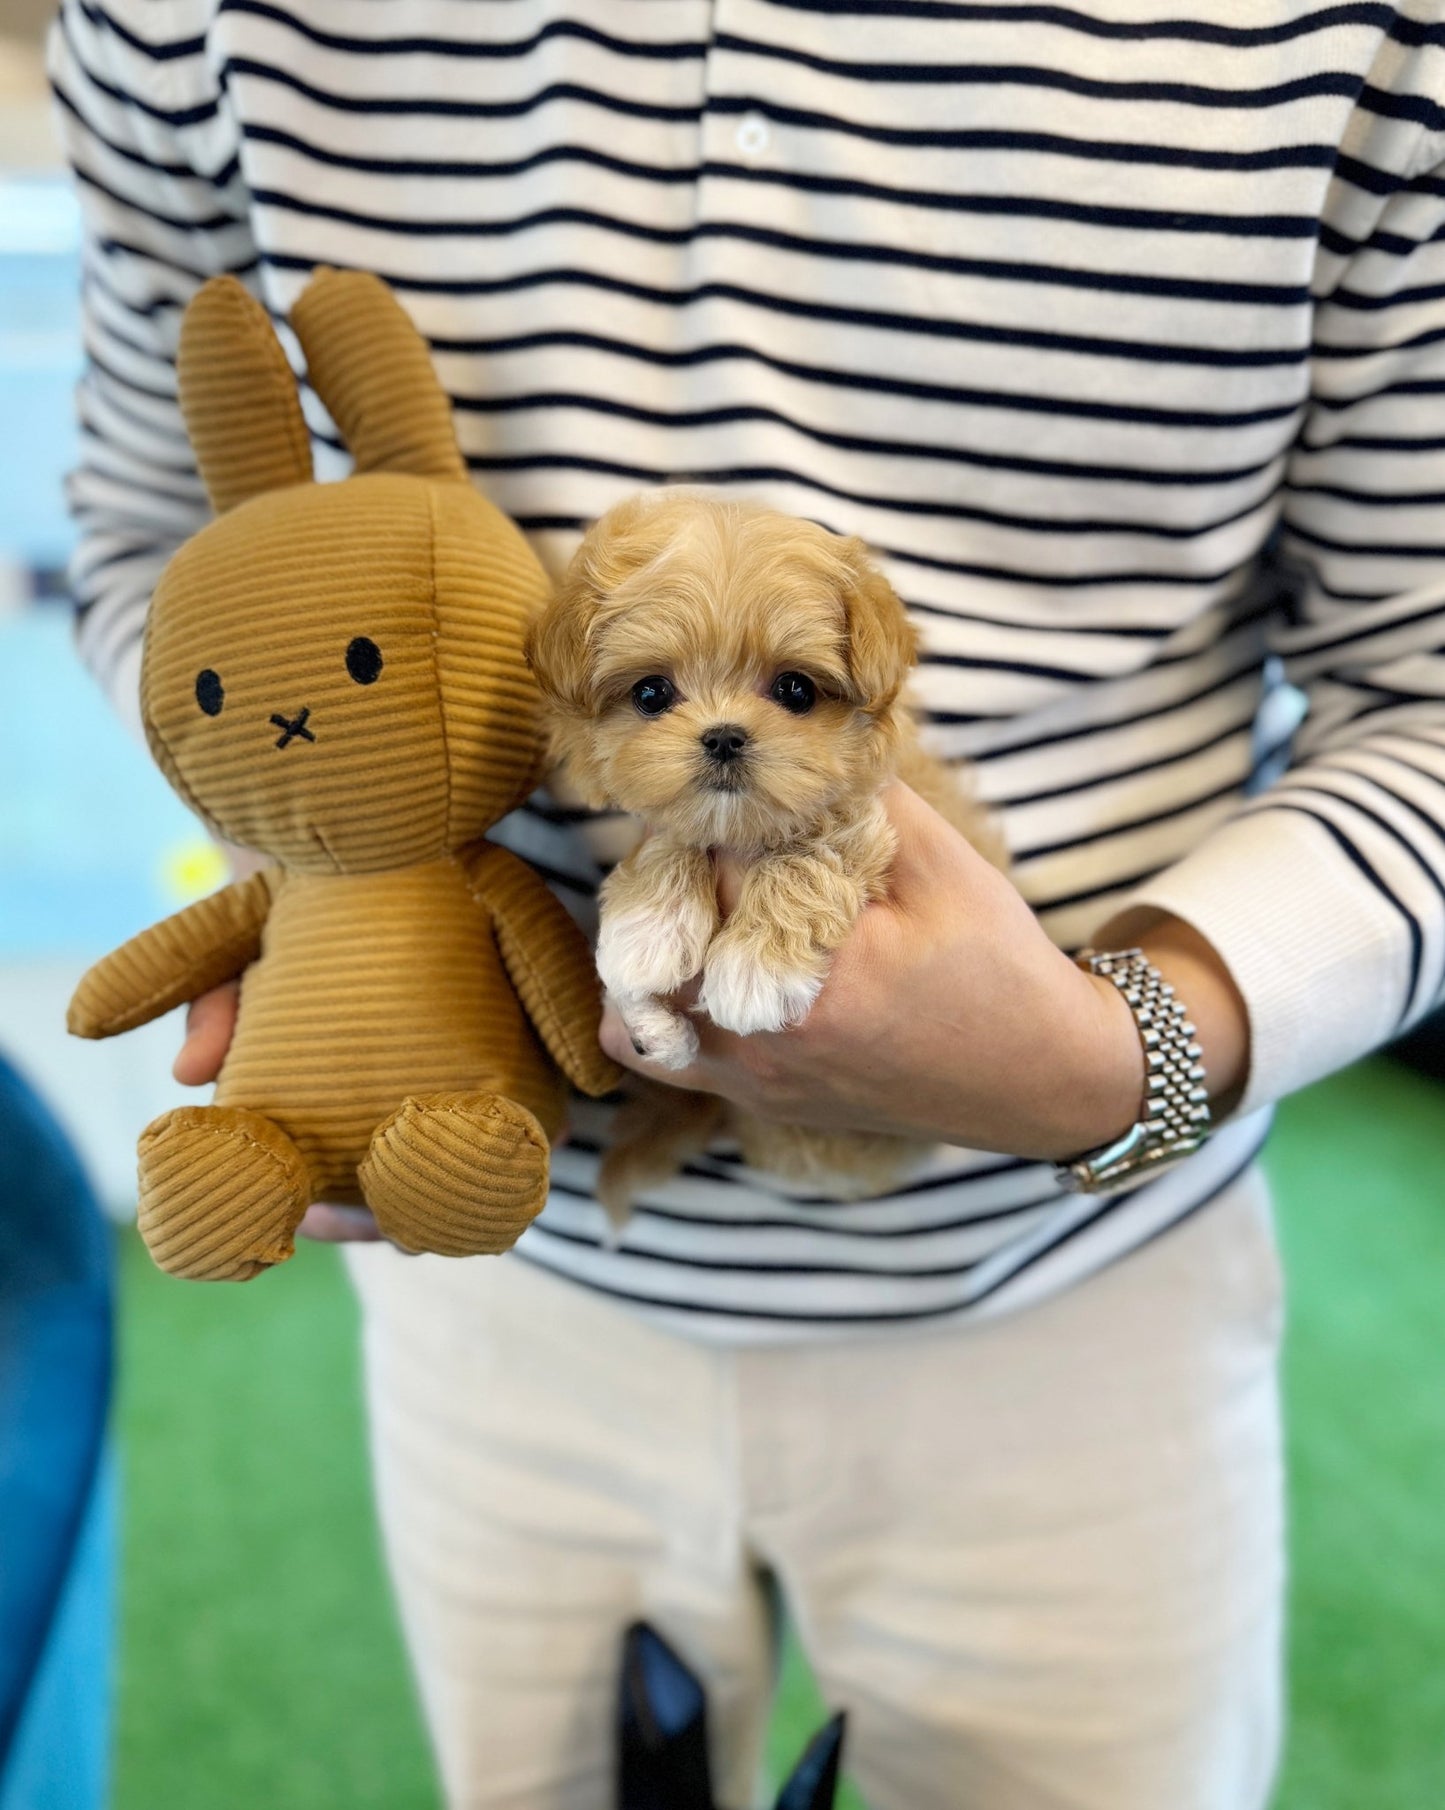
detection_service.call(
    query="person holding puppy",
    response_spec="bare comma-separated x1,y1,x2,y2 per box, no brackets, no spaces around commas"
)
51,4,1445,1808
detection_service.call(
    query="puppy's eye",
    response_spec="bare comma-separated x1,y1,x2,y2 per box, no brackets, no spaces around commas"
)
346,636,383,685
770,671,816,715
195,669,224,717
631,676,676,716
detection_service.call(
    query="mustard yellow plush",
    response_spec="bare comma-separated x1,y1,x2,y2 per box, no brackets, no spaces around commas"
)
69,269,619,1280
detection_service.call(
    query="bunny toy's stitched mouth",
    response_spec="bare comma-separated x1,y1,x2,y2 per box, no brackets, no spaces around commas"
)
270,707,315,749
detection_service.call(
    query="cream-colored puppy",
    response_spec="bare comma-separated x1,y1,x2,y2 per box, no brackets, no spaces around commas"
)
527,494,1006,1206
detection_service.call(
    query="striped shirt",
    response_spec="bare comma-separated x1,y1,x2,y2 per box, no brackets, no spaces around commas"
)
50,0,1445,1338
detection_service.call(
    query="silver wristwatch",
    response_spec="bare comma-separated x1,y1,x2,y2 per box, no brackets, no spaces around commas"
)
1055,948,1212,1195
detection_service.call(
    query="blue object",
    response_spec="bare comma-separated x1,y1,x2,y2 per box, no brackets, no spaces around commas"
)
618,1621,846,1810
0,175,82,575
0,1051,113,1805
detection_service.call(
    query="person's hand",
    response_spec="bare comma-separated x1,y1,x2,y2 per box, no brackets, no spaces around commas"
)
173,977,385,1246
599,783,1249,1162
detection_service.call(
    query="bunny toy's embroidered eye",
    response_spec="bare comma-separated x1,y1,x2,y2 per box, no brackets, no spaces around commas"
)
631,675,676,716
770,671,816,714
346,637,383,685
196,669,224,716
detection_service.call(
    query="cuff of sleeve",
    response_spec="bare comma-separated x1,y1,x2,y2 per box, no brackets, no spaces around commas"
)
1116,807,1411,1116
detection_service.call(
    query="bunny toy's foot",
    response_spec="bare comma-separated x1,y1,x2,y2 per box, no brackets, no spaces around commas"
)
137,1106,312,1281
359,1092,550,1257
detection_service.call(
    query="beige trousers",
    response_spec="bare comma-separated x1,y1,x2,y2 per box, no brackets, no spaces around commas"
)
347,1171,1284,1810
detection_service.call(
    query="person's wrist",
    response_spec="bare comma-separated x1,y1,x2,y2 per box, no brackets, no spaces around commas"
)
1026,961,1146,1164
1096,908,1250,1116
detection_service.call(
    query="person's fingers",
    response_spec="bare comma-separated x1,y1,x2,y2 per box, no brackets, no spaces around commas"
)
172,979,241,1086
879,779,991,898
296,1203,387,1244
714,850,747,917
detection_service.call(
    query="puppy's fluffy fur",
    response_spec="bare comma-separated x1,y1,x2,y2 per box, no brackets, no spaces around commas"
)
527,494,1007,1214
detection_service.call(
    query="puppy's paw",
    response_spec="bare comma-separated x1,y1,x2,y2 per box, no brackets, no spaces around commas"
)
699,937,824,1037
598,898,712,1002
614,995,700,1072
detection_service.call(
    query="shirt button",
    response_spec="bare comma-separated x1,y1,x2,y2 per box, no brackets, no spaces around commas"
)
735,112,770,157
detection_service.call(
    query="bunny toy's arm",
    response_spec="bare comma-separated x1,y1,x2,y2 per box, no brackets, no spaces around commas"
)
68,870,276,1040
462,845,622,1099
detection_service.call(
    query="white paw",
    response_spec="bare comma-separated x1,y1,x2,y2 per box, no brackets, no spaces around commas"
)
598,901,710,1001
613,994,700,1072
699,941,824,1037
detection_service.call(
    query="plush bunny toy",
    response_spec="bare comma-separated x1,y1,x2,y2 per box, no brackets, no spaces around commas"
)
69,269,618,1281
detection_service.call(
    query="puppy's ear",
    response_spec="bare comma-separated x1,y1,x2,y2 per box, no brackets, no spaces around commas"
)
526,495,674,715
525,566,595,722
837,540,918,713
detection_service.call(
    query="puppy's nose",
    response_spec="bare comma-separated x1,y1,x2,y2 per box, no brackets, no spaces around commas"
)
700,723,748,764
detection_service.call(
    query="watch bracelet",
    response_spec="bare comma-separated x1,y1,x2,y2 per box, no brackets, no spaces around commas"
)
1056,948,1212,1194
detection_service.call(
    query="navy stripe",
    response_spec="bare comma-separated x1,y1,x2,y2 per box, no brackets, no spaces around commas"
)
73,0,206,60
1273,772,1445,918
1273,595,1445,663
1011,776,1245,864
520,1135,1266,1323
925,600,1272,679
508,512,1270,598
962,1134,1268,1311
429,327,1303,430
1330,279,1445,314
242,120,702,186
96,230,258,285
72,163,242,237
976,669,1262,785
251,129,1325,246
759,2,1438,53
531,1205,999,1277
270,255,1314,379
1289,477,1445,507
52,80,218,184
218,0,704,62
56,8,222,128
224,58,705,123
1006,716,1253,810
714,33,1380,113
623,1197,1055,1238
1286,520,1445,560
447,397,1282,541
261,205,1314,309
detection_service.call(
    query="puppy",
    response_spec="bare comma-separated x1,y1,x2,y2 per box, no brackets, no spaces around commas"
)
527,494,1007,1211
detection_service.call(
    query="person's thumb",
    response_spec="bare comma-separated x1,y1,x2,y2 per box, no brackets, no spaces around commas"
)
715,850,747,918
880,780,987,901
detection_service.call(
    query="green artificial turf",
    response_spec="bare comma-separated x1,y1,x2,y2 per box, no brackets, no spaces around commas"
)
114,1056,1444,1810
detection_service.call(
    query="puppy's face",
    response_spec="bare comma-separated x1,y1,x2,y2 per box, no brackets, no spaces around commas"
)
527,496,917,849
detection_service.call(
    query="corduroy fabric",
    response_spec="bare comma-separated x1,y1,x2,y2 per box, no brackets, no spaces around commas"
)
69,269,619,1280
360,1092,551,1259
293,269,468,483
175,278,313,518
212,860,573,1202
67,871,274,1039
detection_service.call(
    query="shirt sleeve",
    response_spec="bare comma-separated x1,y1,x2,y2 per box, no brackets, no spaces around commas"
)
1124,129,1445,1116
47,0,255,741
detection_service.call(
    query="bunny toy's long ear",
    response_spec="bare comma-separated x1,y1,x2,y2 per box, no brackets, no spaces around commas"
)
290,267,467,482
177,276,314,514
